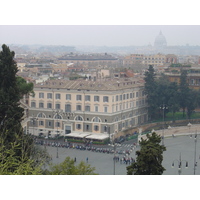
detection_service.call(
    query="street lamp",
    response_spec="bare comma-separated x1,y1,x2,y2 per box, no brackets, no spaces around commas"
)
187,122,192,137
193,131,197,175
30,115,38,136
172,153,188,175
160,104,168,146
53,109,64,158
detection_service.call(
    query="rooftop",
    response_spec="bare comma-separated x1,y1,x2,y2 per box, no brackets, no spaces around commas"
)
35,78,144,91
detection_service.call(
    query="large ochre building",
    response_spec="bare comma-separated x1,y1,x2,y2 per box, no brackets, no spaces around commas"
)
28,78,148,141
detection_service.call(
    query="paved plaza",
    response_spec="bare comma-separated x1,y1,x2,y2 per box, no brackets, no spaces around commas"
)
43,124,200,175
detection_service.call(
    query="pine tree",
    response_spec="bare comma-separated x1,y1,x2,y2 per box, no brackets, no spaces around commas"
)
0,44,24,144
127,132,166,175
144,65,158,120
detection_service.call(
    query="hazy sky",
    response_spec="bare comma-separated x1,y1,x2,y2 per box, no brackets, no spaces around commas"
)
1,25,200,47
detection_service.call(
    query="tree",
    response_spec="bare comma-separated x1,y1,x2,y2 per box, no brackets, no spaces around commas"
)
16,76,34,98
0,44,50,174
0,44,24,148
46,157,97,175
186,89,198,119
167,82,180,122
144,65,159,120
127,132,166,175
179,70,190,117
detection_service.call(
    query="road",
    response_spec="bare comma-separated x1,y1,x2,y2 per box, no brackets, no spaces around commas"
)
38,134,200,175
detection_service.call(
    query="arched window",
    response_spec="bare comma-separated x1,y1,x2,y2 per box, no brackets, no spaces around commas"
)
92,117,101,122
54,114,62,119
75,115,83,121
37,113,46,118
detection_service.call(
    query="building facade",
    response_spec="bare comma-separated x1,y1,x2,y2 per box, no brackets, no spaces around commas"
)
28,78,148,140
142,53,166,67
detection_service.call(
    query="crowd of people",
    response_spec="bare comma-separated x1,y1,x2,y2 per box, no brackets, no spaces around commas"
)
113,156,135,165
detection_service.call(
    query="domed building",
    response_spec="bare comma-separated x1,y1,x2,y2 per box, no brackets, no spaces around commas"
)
154,31,167,48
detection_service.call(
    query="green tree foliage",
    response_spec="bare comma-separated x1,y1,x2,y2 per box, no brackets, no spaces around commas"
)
144,65,158,120
144,66,199,121
16,76,34,98
179,70,190,117
0,44,50,174
0,44,24,145
46,157,97,175
0,131,44,175
127,132,166,175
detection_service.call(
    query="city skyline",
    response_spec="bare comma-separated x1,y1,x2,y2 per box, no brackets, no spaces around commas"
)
1,25,200,47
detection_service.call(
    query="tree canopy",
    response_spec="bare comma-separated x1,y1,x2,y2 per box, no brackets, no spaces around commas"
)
144,66,200,121
127,132,166,175
45,157,97,175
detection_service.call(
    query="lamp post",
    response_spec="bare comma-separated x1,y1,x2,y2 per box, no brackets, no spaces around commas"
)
160,104,168,146
53,109,64,159
172,153,188,175
187,122,192,137
30,115,38,136
194,131,197,175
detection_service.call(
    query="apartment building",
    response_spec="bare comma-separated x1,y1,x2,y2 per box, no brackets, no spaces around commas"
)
58,53,119,67
28,78,148,141
123,54,144,67
143,53,166,67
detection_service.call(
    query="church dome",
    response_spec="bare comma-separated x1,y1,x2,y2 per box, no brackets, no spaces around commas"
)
154,31,167,47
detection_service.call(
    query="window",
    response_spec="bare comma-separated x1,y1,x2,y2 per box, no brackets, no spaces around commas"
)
136,92,139,97
93,117,101,122
94,96,99,102
116,95,118,101
55,103,60,109
39,121,44,126
65,104,71,112
85,95,90,101
47,93,52,99
47,103,52,109
76,105,82,111
130,93,133,98
75,116,83,121
94,125,99,131
55,122,60,127
48,121,52,127
103,96,109,102
76,124,81,129
39,93,44,98
55,93,61,99
85,105,90,112
123,94,126,100
76,95,82,101
104,106,108,113
120,95,122,101
94,105,98,112
31,102,36,108
55,114,62,119
127,94,129,99
38,113,45,118
86,125,90,131
66,94,71,100
39,102,44,108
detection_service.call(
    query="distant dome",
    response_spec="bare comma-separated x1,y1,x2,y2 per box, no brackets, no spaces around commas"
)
154,31,167,47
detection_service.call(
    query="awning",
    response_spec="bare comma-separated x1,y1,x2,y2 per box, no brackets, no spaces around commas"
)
65,132,91,138
65,132,109,140
86,134,109,140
